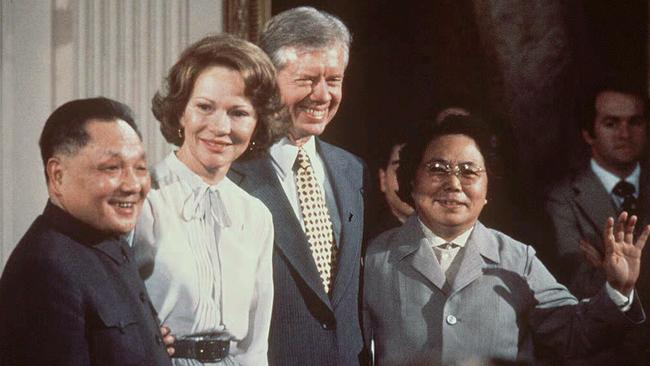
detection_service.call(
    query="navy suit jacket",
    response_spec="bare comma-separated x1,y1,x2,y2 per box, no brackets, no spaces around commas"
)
0,202,171,366
229,138,368,366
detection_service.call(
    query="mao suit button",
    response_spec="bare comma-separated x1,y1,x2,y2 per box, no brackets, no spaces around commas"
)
321,321,336,330
446,315,457,325
119,247,129,262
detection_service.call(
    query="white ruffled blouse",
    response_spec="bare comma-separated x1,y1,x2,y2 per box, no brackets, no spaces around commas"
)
135,152,274,366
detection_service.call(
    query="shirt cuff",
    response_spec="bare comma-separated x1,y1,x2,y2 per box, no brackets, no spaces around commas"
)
605,282,634,312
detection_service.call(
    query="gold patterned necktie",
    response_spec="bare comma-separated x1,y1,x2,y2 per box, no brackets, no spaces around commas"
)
295,147,337,294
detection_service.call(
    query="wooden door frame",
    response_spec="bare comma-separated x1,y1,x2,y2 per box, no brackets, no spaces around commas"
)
224,0,271,42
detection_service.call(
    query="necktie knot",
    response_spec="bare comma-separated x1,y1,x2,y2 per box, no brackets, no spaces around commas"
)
433,242,460,276
437,242,457,250
295,147,311,171
612,180,638,216
613,180,635,197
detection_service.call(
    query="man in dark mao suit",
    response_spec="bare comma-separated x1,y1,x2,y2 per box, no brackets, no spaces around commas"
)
228,7,368,366
0,98,172,366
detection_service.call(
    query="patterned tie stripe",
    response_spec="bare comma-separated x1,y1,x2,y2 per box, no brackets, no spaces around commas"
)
295,147,337,293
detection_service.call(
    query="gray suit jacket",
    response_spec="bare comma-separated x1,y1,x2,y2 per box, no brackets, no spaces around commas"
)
545,167,650,299
363,217,644,366
228,138,368,366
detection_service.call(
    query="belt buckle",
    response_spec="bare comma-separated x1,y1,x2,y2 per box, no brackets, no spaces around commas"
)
195,339,229,363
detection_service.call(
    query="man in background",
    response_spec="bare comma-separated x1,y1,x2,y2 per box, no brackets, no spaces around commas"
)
545,81,649,364
370,140,414,239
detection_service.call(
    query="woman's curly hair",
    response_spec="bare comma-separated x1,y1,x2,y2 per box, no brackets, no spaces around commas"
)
152,33,288,159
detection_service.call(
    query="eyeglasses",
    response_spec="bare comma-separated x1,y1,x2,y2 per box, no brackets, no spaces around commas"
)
422,160,486,184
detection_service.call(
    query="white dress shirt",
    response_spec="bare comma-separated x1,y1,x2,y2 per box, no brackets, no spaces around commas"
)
135,152,274,366
591,159,640,209
417,219,473,282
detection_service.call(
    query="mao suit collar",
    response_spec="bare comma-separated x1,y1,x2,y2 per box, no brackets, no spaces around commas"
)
393,216,446,291
451,222,500,292
42,201,130,265
394,216,500,294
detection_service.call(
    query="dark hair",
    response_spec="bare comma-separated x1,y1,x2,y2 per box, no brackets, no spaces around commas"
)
152,33,285,158
397,114,495,205
380,142,403,170
582,78,649,136
259,6,352,69
39,97,139,180
429,91,480,123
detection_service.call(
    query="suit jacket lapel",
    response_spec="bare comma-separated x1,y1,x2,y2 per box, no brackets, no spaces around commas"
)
635,165,650,297
229,156,333,309
573,169,616,250
317,140,364,307
638,166,650,228
450,222,500,293
395,216,447,292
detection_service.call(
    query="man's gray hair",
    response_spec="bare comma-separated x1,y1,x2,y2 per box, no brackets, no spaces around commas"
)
259,6,352,69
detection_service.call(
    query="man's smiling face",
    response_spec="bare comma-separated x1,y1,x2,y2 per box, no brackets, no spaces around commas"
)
276,45,346,143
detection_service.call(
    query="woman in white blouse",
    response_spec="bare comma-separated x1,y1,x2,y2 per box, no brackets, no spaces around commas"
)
135,34,284,366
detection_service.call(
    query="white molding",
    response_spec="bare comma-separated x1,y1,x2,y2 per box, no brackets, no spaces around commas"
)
1,0,13,266
1,1,52,267
54,0,197,163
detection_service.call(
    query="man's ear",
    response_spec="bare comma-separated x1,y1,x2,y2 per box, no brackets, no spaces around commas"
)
378,168,387,193
46,157,64,195
581,128,594,146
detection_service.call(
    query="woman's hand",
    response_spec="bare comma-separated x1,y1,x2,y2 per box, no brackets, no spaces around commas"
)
160,325,175,356
597,212,650,296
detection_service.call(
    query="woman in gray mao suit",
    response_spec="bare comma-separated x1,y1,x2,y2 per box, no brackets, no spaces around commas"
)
363,115,649,366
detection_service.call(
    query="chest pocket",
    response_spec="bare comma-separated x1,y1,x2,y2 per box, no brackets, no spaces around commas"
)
89,302,147,366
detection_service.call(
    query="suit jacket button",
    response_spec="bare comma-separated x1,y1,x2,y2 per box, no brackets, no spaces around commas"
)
446,315,457,325
321,322,329,330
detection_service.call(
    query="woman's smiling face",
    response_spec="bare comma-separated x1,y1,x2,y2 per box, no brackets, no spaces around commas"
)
411,134,488,240
177,65,257,184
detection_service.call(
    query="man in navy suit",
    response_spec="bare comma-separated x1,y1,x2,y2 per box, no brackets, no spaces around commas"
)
0,97,172,366
229,7,367,366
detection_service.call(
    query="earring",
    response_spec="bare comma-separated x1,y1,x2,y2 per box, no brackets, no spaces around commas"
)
177,128,183,140
248,140,257,151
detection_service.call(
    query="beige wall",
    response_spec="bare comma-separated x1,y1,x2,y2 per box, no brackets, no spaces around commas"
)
1,0,223,268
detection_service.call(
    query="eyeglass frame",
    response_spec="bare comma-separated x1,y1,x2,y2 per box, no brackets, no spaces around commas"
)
420,159,487,184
